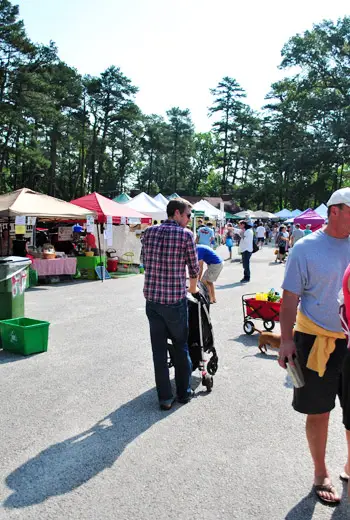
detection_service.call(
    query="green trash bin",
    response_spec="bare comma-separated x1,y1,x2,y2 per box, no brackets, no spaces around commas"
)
0,256,32,321
0,317,49,355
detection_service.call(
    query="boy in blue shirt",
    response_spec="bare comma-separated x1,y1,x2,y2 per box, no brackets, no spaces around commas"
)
197,245,223,303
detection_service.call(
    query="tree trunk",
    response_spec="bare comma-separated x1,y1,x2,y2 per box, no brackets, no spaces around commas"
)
48,124,59,196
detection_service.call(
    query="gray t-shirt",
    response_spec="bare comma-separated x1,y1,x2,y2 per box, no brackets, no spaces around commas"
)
292,228,304,243
282,230,350,331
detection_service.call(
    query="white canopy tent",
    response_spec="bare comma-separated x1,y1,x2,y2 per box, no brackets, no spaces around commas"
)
125,192,167,221
153,193,169,210
192,200,221,218
315,203,328,219
275,209,293,218
291,209,302,217
233,210,259,219
254,210,277,219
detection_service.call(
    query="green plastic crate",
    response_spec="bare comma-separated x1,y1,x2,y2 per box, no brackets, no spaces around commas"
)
0,317,50,355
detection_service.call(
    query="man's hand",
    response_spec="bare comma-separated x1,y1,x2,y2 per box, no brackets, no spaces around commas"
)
278,339,296,369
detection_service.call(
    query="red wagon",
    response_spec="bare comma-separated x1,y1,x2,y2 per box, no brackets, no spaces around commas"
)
242,293,282,335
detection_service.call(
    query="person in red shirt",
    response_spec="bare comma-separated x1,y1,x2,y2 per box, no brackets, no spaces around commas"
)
85,232,97,251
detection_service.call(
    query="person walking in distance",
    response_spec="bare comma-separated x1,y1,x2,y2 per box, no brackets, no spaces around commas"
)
141,198,199,411
278,187,350,505
256,221,266,249
196,221,215,248
238,220,253,283
290,223,304,247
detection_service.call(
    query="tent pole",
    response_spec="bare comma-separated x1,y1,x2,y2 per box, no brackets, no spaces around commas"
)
97,221,103,282
7,217,10,255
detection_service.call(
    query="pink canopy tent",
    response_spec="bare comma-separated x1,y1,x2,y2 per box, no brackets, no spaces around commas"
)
293,208,325,231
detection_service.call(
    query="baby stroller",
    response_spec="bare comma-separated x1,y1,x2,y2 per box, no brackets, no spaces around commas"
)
168,282,218,392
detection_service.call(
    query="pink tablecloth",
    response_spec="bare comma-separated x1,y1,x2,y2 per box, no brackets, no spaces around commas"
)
32,258,77,276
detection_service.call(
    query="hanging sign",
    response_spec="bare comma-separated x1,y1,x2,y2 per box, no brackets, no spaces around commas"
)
106,215,113,246
58,227,73,242
15,215,26,234
86,215,94,233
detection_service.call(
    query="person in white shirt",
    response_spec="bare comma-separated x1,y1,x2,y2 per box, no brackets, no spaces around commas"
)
238,220,254,283
256,222,266,249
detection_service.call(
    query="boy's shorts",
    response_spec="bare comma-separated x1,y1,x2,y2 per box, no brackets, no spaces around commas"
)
202,262,223,283
293,331,347,414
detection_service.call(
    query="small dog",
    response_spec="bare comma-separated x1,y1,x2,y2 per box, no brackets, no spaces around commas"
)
256,328,294,354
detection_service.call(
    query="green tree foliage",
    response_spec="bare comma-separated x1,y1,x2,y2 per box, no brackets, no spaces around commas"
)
0,4,350,212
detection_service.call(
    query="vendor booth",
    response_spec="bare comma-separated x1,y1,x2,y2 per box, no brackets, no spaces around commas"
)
293,208,325,231
0,188,95,279
71,192,151,276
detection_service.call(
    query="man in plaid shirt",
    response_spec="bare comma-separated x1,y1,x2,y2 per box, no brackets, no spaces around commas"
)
142,198,199,410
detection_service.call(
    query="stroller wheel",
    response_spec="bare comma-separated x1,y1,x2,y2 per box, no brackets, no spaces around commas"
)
263,320,275,332
202,374,213,392
243,320,254,335
207,355,218,375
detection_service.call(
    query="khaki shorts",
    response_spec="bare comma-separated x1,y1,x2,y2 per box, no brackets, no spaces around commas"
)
202,262,223,283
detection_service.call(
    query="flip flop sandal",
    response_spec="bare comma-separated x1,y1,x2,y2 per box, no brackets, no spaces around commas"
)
314,483,341,505
339,472,349,482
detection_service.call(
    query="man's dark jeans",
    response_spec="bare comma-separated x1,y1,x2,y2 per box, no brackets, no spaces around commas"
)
242,251,252,281
146,298,192,405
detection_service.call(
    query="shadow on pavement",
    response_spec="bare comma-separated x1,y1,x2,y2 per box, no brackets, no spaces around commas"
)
3,385,189,509
216,282,242,290
0,349,35,365
285,483,350,518
331,481,350,518
230,333,258,347
284,489,317,519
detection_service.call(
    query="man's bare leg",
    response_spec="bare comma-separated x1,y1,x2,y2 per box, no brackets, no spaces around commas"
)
306,413,340,502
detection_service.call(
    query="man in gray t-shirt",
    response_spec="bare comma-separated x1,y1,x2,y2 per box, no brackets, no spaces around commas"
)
279,188,350,505
291,223,304,247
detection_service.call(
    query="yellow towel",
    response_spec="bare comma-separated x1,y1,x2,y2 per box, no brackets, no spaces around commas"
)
294,310,345,377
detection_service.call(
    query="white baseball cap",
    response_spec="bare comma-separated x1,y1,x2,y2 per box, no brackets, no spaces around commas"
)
327,187,350,207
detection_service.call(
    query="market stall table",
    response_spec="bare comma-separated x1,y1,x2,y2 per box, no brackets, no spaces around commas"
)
32,257,77,277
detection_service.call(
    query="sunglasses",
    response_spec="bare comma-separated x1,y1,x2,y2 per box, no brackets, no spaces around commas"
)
186,213,192,218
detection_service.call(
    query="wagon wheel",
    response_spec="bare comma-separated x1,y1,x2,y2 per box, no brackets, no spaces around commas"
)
243,320,254,335
263,320,275,331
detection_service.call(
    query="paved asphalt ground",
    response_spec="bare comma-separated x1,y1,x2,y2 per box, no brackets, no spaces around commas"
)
1,244,350,520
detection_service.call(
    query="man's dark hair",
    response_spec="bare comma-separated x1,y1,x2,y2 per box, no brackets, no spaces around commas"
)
239,220,249,230
153,220,158,225
167,197,192,217
207,222,213,227
327,203,344,218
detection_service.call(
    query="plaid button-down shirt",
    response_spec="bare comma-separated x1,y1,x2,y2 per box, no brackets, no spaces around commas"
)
142,220,199,304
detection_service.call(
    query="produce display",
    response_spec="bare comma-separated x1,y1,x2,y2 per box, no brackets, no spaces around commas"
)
255,289,281,302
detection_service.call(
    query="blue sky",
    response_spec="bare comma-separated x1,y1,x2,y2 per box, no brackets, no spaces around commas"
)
16,0,349,132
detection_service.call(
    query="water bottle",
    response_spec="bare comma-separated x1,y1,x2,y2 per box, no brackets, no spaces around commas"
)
285,355,305,388
139,264,144,274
